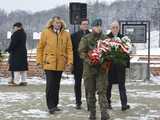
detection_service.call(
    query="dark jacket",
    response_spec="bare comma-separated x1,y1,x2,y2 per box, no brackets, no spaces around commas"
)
78,32,108,78
7,29,28,71
71,30,90,73
107,32,130,84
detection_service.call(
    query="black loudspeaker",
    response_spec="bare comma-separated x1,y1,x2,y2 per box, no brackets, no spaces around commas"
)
69,3,87,25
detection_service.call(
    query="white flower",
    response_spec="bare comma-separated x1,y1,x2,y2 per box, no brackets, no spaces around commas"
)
122,36,132,48
122,36,131,43
114,36,122,42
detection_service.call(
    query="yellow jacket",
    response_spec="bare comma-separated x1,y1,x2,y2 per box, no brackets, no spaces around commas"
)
36,28,73,71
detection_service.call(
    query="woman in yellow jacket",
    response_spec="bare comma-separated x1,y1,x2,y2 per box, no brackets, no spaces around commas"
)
36,16,73,114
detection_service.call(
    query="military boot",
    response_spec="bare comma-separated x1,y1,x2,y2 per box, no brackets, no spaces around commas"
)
101,111,110,120
89,111,96,120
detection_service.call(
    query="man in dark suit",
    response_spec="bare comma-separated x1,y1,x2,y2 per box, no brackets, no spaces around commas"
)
71,18,90,109
106,21,130,111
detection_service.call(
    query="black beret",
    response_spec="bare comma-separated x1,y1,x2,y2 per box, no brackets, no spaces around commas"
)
13,22,22,27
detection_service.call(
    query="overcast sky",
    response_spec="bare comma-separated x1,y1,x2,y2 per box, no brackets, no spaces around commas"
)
0,0,117,13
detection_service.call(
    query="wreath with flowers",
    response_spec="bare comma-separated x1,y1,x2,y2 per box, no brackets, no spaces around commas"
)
88,36,131,66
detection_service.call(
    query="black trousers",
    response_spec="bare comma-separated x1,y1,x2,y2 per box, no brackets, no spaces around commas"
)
11,71,14,81
45,70,62,110
74,70,83,105
107,64,128,107
107,82,127,106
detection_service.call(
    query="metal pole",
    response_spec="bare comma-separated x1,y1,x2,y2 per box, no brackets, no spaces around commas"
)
157,0,160,48
147,21,151,81
159,15,160,48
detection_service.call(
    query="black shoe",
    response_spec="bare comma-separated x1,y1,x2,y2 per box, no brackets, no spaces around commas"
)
49,109,55,114
19,82,27,86
49,107,61,114
55,107,61,111
122,105,130,111
76,104,81,110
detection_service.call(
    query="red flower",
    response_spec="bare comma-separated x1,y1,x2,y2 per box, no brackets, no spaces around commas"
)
88,48,100,64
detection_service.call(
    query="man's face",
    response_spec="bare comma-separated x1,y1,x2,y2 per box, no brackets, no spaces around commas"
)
111,25,119,35
92,26,102,34
52,22,61,31
80,21,89,31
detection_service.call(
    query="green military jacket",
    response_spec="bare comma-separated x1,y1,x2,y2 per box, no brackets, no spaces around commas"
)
78,32,107,76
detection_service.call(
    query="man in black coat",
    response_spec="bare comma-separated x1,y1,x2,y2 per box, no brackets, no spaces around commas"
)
71,18,90,109
106,21,130,111
6,22,28,86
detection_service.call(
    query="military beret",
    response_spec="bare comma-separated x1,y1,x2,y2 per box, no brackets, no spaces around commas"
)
91,18,102,27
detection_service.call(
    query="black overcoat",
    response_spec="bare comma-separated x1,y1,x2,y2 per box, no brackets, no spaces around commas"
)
7,29,28,71
107,32,130,84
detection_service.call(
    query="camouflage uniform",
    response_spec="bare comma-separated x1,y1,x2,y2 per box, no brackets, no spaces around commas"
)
79,32,110,120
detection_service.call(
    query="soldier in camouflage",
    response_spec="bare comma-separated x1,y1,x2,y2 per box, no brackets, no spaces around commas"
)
79,18,110,120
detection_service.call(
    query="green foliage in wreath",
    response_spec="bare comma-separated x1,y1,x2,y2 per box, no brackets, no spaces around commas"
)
100,46,129,66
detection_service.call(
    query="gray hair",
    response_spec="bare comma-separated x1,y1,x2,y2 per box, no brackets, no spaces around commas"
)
111,21,119,29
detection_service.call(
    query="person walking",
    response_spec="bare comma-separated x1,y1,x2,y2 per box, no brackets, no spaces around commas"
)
6,22,28,86
36,16,73,114
71,18,90,109
79,18,110,120
106,21,130,111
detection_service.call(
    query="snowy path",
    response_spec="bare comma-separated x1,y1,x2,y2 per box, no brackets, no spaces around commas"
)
0,77,160,120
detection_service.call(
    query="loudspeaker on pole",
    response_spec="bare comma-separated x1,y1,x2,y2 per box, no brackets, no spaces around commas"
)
69,2,87,25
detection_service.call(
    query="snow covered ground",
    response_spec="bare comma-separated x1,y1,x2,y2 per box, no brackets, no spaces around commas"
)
0,75,160,120
0,30,160,120
0,73,75,86
136,48,160,55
